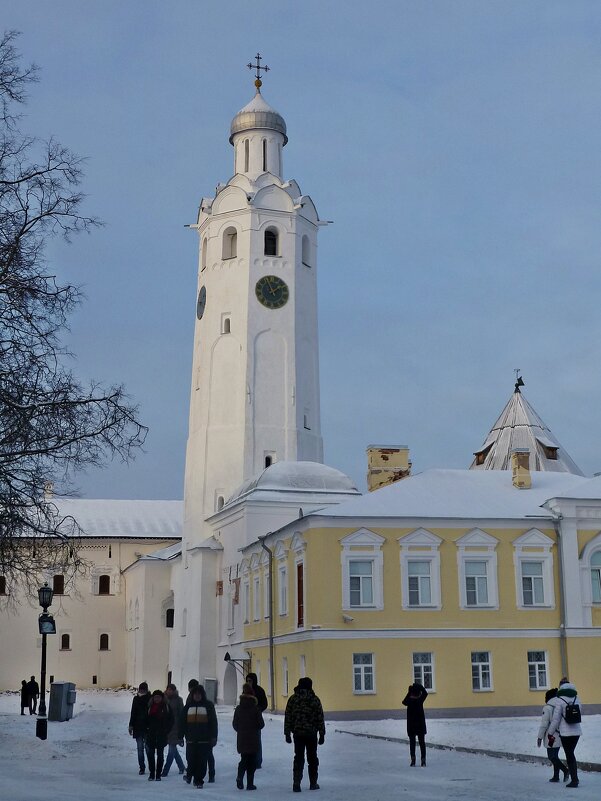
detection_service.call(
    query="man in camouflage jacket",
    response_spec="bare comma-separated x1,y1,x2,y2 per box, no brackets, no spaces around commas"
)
284,677,325,792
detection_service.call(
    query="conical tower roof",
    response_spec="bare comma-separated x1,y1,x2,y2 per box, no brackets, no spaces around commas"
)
470,382,584,475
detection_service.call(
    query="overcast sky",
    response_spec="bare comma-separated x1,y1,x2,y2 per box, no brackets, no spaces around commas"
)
5,1,601,499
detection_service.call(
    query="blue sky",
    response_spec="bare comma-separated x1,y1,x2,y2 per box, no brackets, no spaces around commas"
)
5,1,601,499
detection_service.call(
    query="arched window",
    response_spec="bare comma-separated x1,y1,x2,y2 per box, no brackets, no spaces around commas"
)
262,139,267,172
591,552,601,603
222,317,231,335
98,574,111,595
302,235,311,267
60,633,71,650
99,633,109,651
201,237,207,270
264,228,278,256
165,608,175,629
244,139,249,172
222,227,237,259
217,496,225,511
265,455,273,468
53,574,65,595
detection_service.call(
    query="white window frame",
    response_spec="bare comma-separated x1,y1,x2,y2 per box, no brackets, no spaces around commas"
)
412,652,435,692
353,652,376,694
299,655,306,678
263,567,271,620
253,575,261,621
456,529,499,609
399,529,442,610
291,533,307,629
471,651,493,692
341,529,385,612
278,565,288,616
243,580,250,624
91,566,119,596
513,529,555,610
527,650,549,690
282,657,289,695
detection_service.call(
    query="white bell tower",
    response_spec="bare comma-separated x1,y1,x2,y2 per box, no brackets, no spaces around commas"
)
183,60,324,546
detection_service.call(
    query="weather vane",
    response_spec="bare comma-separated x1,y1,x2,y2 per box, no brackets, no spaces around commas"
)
247,53,270,90
514,369,524,393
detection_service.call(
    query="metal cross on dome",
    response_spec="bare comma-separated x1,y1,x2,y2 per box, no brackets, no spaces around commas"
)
247,53,270,88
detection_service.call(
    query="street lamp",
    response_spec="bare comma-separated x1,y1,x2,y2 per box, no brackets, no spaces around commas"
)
36,582,56,740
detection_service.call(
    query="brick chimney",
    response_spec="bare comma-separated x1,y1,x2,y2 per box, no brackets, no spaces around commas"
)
511,448,531,489
367,446,411,492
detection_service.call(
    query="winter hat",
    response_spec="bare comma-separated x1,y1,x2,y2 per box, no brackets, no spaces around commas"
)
151,689,164,698
138,682,149,692
545,688,558,703
242,683,255,695
297,677,313,691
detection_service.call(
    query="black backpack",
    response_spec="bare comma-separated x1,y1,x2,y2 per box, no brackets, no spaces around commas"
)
562,698,582,724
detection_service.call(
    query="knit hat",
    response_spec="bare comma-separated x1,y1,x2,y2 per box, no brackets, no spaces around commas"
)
297,677,313,691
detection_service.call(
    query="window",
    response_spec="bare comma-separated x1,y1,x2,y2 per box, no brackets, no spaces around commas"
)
264,452,275,468
264,228,278,256
244,139,249,172
53,574,65,595
60,633,71,651
222,227,237,259
413,652,434,690
350,560,374,607
165,608,174,629
92,675,97,685
296,562,304,627
527,650,548,690
279,566,288,615
98,574,111,595
282,657,289,695
181,607,187,636
216,495,225,511
243,580,250,623
201,237,207,270
353,653,375,693
301,235,311,267
253,576,261,621
299,654,306,678
408,561,431,606
264,570,271,619
303,412,310,430
399,529,442,610
222,317,231,334
465,561,489,606
0,576,5,595
471,651,492,691
521,561,545,606
591,552,601,603
99,633,109,651
262,138,267,172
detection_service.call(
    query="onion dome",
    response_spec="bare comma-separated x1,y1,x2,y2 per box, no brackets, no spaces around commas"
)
229,89,288,145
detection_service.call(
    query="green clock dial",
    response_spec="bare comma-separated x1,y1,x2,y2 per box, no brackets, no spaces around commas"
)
255,275,289,309
196,285,207,320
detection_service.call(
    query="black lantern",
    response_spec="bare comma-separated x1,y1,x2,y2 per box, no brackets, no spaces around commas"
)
36,582,56,740
38,582,54,612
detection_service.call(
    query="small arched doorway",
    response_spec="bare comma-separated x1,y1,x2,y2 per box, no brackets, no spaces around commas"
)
223,661,239,705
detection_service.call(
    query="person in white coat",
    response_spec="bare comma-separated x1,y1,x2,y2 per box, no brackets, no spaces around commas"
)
547,678,582,788
537,688,568,782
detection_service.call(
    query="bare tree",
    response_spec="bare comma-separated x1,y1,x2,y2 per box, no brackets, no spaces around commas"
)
0,31,147,599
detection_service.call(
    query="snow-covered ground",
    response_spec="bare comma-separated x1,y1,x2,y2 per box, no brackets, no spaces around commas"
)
1,690,600,801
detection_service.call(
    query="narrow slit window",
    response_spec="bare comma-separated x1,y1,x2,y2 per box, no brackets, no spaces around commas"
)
302,235,311,267
0,576,6,595
201,237,207,270
222,318,231,334
99,633,109,651
98,574,111,595
264,228,278,256
60,633,71,651
244,139,249,172
265,455,273,468
262,139,267,172
53,575,65,595
165,608,175,629
217,495,225,511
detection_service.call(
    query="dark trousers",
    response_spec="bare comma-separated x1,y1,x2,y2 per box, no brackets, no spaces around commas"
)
208,746,215,779
145,745,164,778
186,742,211,785
256,732,263,768
409,733,426,763
293,733,319,786
29,696,37,714
560,735,580,784
135,736,146,769
237,752,257,787
547,746,567,779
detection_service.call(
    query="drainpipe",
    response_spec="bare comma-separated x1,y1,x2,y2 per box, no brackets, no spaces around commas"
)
259,535,275,712
550,512,569,678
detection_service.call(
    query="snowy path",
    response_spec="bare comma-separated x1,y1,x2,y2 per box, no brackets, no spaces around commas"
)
1,691,600,801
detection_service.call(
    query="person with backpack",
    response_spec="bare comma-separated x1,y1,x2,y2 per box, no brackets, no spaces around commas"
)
547,678,582,788
402,682,428,767
537,688,569,782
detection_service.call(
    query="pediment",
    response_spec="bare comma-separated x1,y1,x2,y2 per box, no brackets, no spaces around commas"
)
513,528,554,550
341,527,386,549
398,528,442,549
249,552,260,570
290,532,306,554
274,540,288,560
239,557,251,575
456,528,498,550
259,548,270,566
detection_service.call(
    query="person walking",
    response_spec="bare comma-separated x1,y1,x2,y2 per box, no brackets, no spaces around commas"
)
180,684,218,789
284,677,325,792
547,678,582,788
402,682,428,767
246,672,268,769
20,680,29,715
128,681,151,775
187,678,216,783
162,683,186,777
26,676,39,715
144,689,174,782
537,688,569,782
233,683,264,790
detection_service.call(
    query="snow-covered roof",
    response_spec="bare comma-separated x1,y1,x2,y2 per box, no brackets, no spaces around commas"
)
48,499,183,539
225,461,359,508
142,542,182,560
315,469,590,521
470,387,583,475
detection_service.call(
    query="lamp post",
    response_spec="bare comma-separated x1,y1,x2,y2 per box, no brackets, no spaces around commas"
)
36,582,56,740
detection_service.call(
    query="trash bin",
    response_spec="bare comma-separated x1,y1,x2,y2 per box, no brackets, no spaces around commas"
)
204,678,218,704
48,681,76,721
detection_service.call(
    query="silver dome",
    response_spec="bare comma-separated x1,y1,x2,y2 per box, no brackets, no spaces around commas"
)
229,91,288,145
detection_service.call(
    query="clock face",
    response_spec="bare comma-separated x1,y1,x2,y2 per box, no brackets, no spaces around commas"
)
255,275,289,309
196,286,207,320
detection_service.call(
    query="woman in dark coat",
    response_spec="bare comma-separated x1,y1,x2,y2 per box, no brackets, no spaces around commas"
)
402,682,428,766
20,680,29,715
144,689,174,782
232,683,265,790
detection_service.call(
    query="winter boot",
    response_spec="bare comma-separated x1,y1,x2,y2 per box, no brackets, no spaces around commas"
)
293,767,303,792
236,777,244,790
148,772,155,782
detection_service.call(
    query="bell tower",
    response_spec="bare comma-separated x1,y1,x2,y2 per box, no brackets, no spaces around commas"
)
182,57,325,546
